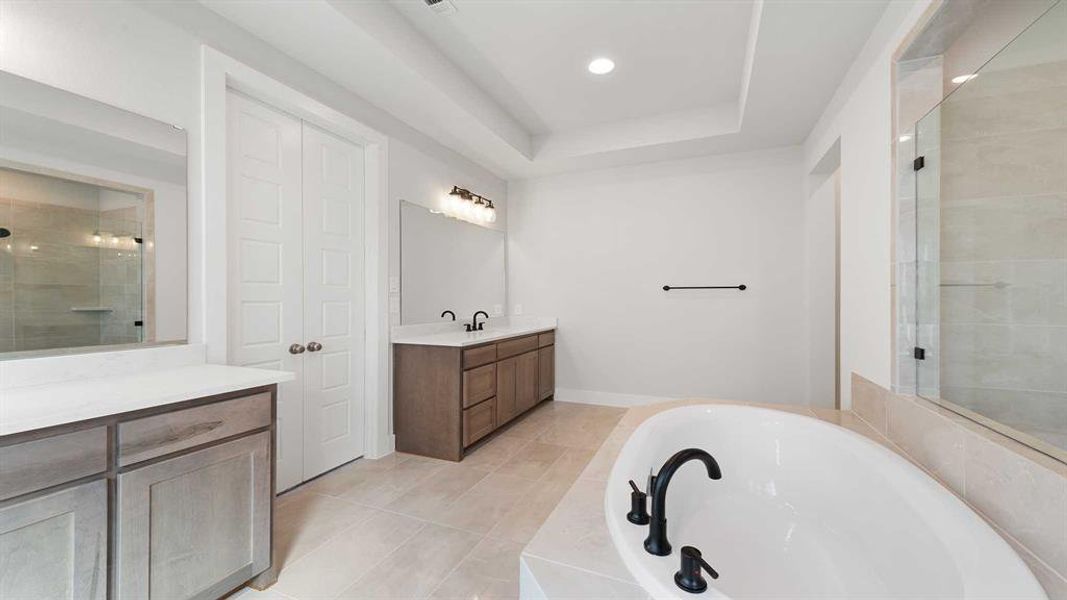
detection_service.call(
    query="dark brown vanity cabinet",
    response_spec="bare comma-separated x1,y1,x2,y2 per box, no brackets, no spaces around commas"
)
394,330,556,461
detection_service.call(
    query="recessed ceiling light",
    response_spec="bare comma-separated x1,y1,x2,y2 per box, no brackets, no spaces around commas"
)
588,57,615,75
951,74,978,84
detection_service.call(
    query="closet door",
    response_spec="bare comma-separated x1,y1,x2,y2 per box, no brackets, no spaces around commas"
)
300,123,366,477
226,91,305,491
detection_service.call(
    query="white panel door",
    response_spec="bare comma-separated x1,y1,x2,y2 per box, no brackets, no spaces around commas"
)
301,122,365,478
226,91,305,492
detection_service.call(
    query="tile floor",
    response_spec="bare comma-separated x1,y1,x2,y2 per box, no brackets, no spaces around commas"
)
231,400,626,600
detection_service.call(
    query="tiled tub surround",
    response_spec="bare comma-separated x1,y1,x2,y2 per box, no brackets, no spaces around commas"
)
522,385,1067,600
852,374,1067,599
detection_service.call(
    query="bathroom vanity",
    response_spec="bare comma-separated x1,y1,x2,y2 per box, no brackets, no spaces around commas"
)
393,323,556,461
0,362,292,600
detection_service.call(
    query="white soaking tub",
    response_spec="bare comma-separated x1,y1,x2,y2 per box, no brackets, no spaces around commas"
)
605,405,1047,599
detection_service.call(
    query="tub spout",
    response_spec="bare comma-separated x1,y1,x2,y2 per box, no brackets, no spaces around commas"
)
644,448,721,556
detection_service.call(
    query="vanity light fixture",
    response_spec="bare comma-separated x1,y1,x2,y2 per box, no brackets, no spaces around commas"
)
444,185,497,225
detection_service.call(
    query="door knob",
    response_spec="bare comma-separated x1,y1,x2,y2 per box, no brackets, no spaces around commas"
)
289,343,306,355
307,341,323,352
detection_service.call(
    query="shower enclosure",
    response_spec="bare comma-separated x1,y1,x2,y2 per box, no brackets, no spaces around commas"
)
0,167,146,353
910,1,1067,459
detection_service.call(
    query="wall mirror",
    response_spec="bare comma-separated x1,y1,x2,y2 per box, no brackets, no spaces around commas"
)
400,200,505,325
909,1,1066,461
0,71,188,358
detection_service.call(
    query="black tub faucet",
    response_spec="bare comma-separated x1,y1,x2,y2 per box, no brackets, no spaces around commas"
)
644,448,722,556
441,310,456,321
466,311,489,332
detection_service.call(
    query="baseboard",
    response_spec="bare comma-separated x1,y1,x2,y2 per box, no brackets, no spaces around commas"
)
554,387,676,407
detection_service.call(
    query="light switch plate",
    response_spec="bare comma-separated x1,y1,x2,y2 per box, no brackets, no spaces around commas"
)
388,277,400,293
389,296,400,314
492,304,503,315
514,304,523,315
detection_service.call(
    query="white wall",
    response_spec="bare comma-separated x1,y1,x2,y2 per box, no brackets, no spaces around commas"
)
387,140,506,327
507,147,808,406
0,0,505,356
803,0,933,408
805,170,839,407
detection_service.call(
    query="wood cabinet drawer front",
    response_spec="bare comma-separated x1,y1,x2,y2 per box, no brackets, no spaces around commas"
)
462,363,496,408
463,344,497,369
463,398,496,447
118,392,271,466
0,427,108,502
538,331,555,347
496,335,538,359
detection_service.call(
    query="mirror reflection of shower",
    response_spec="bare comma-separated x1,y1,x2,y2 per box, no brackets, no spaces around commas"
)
0,166,150,352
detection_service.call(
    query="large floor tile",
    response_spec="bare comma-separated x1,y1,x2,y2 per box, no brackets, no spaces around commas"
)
272,510,425,600
274,490,379,569
485,478,574,545
337,456,445,508
428,537,525,600
337,523,482,599
300,454,414,498
493,441,567,480
460,434,531,471
435,473,538,534
384,463,490,520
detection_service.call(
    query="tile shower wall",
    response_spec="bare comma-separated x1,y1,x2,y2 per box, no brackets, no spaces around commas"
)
937,55,1067,449
0,170,146,352
2,198,105,351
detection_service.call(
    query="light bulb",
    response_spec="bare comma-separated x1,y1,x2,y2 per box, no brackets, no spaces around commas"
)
92,233,102,244
487,206,497,223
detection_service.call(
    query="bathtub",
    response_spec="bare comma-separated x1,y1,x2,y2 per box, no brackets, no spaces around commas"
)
605,405,1047,599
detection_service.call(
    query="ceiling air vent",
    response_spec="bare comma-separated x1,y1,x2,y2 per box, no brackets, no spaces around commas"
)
424,0,457,15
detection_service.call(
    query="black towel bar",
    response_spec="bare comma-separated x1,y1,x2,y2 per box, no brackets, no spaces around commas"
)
662,285,747,291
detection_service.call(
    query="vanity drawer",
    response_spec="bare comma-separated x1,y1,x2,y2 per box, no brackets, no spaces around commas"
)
538,331,555,347
117,392,271,466
0,427,108,502
463,398,496,447
463,344,497,369
496,335,539,359
463,363,496,408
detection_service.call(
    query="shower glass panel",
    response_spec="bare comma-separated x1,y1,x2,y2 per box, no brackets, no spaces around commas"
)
0,167,145,353
913,0,1067,459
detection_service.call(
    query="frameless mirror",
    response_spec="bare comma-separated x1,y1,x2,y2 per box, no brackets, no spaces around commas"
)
912,1,1067,461
400,200,505,325
0,71,188,358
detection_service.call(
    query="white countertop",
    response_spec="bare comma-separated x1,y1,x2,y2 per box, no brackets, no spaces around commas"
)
0,364,294,437
391,316,557,347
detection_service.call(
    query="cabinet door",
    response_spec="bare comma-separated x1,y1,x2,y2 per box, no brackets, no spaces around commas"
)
516,350,540,413
0,479,107,600
496,356,518,425
539,345,555,400
116,432,271,600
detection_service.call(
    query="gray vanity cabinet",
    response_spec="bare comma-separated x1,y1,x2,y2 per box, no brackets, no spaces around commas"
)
0,479,108,600
116,431,272,600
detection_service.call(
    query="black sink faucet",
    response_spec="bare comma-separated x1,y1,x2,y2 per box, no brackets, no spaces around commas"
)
644,448,722,556
466,311,489,332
